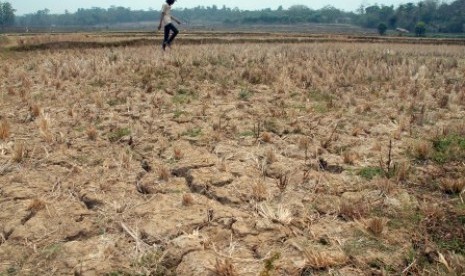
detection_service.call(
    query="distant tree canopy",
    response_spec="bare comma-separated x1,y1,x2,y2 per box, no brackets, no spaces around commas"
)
0,1,15,29
13,0,465,33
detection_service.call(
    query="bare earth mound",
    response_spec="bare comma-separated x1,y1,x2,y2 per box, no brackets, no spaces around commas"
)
1,35,464,275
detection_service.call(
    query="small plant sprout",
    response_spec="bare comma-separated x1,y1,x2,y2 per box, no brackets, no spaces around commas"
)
277,172,290,194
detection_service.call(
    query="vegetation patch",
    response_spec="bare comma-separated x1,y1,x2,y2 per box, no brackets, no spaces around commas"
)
108,128,131,142
358,166,384,180
431,134,465,163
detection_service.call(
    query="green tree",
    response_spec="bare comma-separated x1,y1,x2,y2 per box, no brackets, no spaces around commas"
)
415,21,426,36
0,1,16,30
378,22,388,35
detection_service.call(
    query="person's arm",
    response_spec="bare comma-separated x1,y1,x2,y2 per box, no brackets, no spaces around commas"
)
158,11,164,30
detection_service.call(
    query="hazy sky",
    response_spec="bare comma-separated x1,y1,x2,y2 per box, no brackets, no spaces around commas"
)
10,0,422,15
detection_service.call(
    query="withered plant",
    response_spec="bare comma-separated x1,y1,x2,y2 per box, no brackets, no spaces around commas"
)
173,147,184,160
12,142,27,163
0,120,10,140
265,148,277,164
298,136,311,161
252,179,267,202
30,104,41,118
413,140,432,161
182,193,194,206
277,172,290,194
158,165,170,182
367,217,387,236
339,199,368,220
302,249,348,270
440,178,465,194
86,126,98,140
261,132,272,143
37,114,53,143
343,150,357,165
213,258,238,276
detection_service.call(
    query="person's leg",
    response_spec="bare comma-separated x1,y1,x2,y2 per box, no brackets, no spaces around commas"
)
167,24,179,45
163,24,171,50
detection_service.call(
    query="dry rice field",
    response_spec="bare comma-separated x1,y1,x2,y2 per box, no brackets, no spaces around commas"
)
0,33,465,275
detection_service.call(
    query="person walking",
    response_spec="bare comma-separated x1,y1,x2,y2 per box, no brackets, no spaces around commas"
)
158,0,181,50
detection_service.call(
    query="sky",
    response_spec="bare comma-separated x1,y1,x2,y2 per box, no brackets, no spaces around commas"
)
9,0,423,15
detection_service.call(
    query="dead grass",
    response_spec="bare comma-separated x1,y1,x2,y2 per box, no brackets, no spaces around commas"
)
213,258,238,276
1,35,464,275
30,104,41,118
86,126,98,140
413,140,432,161
302,249,349,269
339,199,369,220
173,147,184,160
342,150,358,165
158,165,170,181
261,132,272,143
440,178,465,194
252,179,267,202
367,217,387,236
182,193,194,206
27,199,46,213
12,142,27,163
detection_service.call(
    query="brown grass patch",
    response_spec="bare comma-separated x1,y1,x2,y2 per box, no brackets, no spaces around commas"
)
339,199,369,220
342,150,358,165
173,147,184,160
86,126,98,140
252,179,267,202
158,165,170,181
27,199,46,213
213,258,238,276
182,193,194,206
440,178,465,194
413,140,432,160
302,249,349,269
367,217,387,236
12,142,27,163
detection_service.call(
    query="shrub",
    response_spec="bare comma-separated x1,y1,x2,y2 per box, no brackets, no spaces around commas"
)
378,23,388,35
415,21,426,37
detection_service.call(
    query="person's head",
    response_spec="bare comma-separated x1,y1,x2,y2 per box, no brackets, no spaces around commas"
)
166,0,175,5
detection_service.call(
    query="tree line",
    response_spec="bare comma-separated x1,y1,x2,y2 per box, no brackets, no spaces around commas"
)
1,0,465,34
0,1,15,29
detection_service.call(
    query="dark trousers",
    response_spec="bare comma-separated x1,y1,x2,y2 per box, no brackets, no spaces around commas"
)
164,23,179,45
